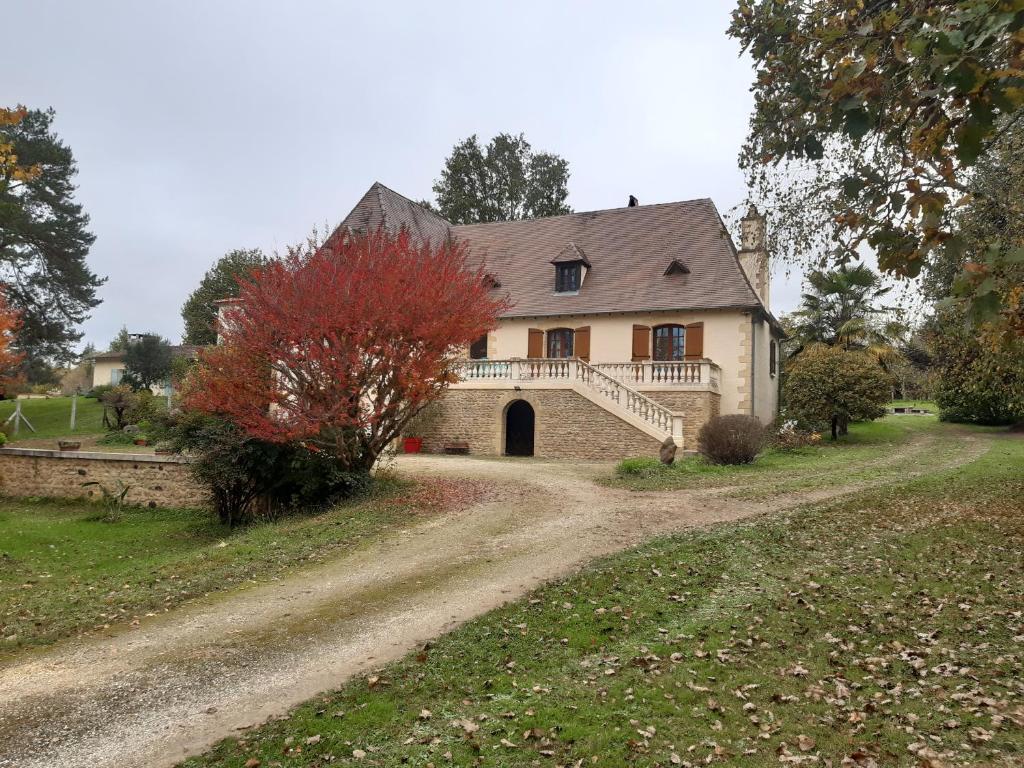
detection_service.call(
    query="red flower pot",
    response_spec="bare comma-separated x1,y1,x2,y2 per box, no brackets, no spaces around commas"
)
403,437,423,454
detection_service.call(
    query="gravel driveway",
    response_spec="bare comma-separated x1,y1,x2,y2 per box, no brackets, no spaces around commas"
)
0,437,985,768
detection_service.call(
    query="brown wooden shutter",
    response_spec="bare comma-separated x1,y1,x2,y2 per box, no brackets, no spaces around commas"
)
685,322,704,360
631,324,651,361
575,326,591,362
527,328,544,358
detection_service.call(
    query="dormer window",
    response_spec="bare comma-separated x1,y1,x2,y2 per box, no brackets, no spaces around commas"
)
551,242,591,295
555,263,581,293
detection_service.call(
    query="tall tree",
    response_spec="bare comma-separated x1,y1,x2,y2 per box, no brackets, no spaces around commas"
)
0,107,103,377
789,263,906,366
108,325,132,352
922,117,1024,423
181,248,267,345
123,334,173,391
430,133,571,224
185,229,508,473
728,1,1024,319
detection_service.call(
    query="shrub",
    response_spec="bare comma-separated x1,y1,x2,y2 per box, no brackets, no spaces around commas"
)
783,345,892,439
88,384,112,400
98,385,138,431
169,412,373,526
697,415,766,465
169,412,290,526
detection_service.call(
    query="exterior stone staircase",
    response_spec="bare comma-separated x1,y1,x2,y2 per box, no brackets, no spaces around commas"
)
455,358,684,446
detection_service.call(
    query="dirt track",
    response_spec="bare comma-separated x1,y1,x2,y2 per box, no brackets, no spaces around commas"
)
0,430,988,768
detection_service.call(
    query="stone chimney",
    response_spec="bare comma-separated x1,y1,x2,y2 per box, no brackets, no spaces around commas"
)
738,205,769,309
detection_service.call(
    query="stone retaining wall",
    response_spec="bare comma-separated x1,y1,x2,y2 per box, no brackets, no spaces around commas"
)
639,390,721,447
411,388,664,460
0,448,208,508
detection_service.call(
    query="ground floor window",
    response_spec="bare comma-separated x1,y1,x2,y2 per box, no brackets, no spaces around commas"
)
110,368,124,385
653,325,685,361
546,328,574,358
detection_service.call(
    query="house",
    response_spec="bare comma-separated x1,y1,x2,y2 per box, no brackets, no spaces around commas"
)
88,345,201,395
328,182,786,460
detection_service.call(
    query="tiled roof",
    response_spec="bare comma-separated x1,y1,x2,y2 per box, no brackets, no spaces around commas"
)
337,181,452,247
336,183,767,319
89,344,204,362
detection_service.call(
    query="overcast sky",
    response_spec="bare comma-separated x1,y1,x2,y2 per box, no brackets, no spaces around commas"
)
3,0,808,351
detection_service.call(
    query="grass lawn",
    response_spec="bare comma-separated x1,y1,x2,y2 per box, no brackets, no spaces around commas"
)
0,395,105,443
183,424,1024,767
606,416,951,493
0,475,484,659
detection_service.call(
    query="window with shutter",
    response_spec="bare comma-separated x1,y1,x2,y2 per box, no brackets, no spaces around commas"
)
631,325,651,361
527,328,544,358
684,322,704,360
575,326,591,361
653,325,686,361
546,328,574,358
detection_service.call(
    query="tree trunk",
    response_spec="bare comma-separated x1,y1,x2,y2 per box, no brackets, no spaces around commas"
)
831,416,839,440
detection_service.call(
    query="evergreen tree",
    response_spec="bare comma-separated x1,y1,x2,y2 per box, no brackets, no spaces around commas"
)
0,107,103,379
123,333,172,391
181,248,266,345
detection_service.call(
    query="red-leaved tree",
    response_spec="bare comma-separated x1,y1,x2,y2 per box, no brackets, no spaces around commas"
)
0,290,24,394
185,229,507,471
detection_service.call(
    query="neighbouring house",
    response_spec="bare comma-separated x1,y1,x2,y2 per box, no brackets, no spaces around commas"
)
220,182,786,460
88,345,201,395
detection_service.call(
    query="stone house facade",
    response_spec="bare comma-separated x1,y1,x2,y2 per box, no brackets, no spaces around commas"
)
335,183,785,460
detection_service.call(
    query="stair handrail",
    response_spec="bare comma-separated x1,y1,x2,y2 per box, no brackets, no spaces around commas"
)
573,359,678,436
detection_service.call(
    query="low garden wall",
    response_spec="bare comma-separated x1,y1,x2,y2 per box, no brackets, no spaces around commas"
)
0,447,208,508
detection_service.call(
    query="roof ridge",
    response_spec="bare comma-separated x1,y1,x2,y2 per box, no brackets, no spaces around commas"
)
369,180,453,226
451,197,715,230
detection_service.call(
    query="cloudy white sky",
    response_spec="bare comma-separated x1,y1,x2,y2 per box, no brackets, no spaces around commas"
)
3,0,808,351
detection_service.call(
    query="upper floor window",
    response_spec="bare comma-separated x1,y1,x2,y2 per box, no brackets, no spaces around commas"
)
469,334,488,360
555,263,581,293
653,325,686,361
769,341,777,376
547,328,574,358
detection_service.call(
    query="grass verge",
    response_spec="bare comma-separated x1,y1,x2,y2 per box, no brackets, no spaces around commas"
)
0,475,486,659
183,430,1023,767
606,417,939,492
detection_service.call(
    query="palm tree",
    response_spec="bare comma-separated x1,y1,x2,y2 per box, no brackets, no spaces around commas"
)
789,263,906,368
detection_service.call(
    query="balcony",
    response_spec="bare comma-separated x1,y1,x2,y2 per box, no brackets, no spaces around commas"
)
451,358,720,392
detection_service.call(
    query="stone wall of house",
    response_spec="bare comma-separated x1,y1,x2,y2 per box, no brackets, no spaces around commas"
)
0,448,208,508
410,388,664,460
638,390,721,447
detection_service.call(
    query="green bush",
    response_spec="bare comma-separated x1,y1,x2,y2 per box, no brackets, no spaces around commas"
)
697,414,766,465
169,412,372,526
930,310,1024,425
783,345,892,439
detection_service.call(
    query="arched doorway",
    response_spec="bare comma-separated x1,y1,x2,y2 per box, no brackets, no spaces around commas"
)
505,400,535,457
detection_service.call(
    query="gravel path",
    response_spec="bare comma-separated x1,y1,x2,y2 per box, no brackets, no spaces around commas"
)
0,432,987,768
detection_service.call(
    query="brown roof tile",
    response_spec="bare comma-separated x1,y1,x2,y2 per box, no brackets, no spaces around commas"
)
336,184,767,320
337,181,452,247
